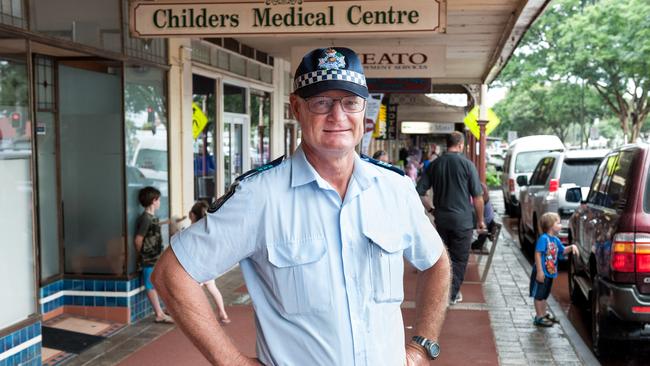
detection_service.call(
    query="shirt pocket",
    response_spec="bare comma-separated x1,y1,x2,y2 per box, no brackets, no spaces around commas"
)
364,230,411,303
267,238,331,315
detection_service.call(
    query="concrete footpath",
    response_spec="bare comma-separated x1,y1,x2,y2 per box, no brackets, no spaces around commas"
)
63,191,596,366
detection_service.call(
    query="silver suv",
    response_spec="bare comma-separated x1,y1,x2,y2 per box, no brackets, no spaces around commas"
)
518,149,608,249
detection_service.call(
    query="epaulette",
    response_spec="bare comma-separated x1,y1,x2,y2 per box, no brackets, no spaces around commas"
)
360,154,405,176
208,155,285,213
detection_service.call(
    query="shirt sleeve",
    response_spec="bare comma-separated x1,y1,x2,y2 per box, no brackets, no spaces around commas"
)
415,162,433,196
135,214,150,237
171,181,261,283
557,238,567,260
535,234,547,253
403,176,444,270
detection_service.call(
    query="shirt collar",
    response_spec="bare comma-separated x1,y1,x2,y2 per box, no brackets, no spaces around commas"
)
290,145,381,190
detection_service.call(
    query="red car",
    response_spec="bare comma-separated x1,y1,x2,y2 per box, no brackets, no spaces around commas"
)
568,143,650,355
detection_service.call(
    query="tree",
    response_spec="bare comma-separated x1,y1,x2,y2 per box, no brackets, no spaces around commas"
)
555,0,650,142
494,0,650,142
493,82,607,144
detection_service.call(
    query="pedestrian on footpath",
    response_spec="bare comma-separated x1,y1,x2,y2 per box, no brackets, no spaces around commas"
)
152,47,451,366
416,131,485,305
134,186,173,324
188,200,231,325
372,149,390,163
530,212,577,327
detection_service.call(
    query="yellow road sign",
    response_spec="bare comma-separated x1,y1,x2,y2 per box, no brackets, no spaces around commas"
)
192,103,209,140
463,106,500,139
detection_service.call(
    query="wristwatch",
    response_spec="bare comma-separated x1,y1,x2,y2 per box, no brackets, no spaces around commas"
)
411,335,440,360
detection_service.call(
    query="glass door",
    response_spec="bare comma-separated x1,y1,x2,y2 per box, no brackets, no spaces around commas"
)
223,113,248,190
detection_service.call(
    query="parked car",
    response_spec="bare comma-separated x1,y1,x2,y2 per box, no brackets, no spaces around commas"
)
518,149,608,250
568,144,650,355
501,135,565,216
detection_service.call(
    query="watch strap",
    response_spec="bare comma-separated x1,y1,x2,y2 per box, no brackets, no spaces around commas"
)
411,335,439,360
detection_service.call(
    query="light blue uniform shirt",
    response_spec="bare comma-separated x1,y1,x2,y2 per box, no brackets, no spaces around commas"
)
171,146,444,366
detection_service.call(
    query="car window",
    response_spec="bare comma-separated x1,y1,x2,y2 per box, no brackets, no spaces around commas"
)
135,148,168,172
587,155,613,205
530,157,555,186
560,158,602,187
604,150,637,210
515,150,555,174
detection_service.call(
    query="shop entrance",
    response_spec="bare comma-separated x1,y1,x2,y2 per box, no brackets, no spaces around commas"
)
223,113,249,190
36,59,125,279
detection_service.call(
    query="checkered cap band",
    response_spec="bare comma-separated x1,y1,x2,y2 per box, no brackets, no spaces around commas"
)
294,69,367,91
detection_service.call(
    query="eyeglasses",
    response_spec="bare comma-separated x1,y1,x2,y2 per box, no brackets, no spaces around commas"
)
305,95,366,114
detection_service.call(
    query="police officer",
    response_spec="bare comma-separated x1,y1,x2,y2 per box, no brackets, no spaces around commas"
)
152,47,451,366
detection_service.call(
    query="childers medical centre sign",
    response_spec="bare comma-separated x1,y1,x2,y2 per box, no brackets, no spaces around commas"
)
130,0,446,37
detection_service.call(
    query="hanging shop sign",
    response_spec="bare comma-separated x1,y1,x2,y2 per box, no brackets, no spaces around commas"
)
291,45,445,78
130,0,446,37
401,121,454,134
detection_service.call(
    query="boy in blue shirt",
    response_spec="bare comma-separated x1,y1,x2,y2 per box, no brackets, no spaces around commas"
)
530,212,577,327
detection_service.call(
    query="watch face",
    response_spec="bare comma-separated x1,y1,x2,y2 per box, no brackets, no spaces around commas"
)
427,342,441,358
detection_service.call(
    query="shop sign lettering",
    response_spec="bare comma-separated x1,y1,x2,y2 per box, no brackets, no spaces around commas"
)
291,46,445,78
130,0,446,37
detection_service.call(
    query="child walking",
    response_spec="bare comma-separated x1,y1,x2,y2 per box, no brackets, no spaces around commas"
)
135,186,173,324
189,200,231,324
530,212,577,327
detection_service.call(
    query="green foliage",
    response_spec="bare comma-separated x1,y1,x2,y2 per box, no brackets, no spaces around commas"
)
486,168,501,189
494,0,650,142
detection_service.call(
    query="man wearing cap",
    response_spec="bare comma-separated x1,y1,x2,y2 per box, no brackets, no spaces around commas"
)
152,47,450,366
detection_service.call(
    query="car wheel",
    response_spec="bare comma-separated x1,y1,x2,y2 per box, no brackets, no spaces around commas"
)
518,218,529,250
591,275,609,356
504,199,512,216
568,256,583,305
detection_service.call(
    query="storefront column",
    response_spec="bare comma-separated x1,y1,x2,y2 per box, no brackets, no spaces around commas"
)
271,58,289,158
478,84,488,184
168,38,194,217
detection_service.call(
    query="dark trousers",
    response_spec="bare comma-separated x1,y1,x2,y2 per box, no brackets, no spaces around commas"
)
437,227,473,300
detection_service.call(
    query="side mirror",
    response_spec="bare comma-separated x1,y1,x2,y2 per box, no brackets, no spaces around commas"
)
516,175,528,187
565,187,582,203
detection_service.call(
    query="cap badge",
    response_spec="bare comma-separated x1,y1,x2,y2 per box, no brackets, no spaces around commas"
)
318,48,346,70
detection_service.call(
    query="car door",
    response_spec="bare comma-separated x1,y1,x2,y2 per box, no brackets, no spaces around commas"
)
527,156,555,234
521,160,543,233
576,156,610,269
583,153,620,274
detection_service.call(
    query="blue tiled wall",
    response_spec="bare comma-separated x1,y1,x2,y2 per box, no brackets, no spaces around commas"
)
39,276,154,323
0,322,41,366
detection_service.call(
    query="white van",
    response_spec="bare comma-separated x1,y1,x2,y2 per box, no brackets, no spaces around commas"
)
501,135,565,216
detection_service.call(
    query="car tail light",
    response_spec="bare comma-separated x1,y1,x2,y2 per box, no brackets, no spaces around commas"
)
632,306,650,313
635,233,650,272
612,233,635,273
549,179,559,193
508,178,515,192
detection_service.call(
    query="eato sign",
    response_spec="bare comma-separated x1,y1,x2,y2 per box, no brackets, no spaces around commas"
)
130,0,446,37
291,45,445,78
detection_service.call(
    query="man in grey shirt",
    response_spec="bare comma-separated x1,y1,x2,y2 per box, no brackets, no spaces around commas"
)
417,131,485,304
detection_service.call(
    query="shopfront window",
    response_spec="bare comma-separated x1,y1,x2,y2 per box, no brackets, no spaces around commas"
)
193,74,217,201
30,0,121,53
250,90,271,168
224,84,246,114
0,41,37,328
124,66,169,274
